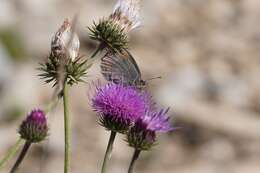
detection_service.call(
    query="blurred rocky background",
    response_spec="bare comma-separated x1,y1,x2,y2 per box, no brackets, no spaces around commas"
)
1,0,260,173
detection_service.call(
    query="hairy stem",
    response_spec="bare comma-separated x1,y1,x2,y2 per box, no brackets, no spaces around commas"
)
127,149,141,173
10,141,31,173
63,83,71,173
101,131,117,173
0,138,24,170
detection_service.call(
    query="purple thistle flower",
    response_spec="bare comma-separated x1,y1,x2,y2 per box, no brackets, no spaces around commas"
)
140,108,173,133
127,108,174,150
92,83,152,133
19,109,48,143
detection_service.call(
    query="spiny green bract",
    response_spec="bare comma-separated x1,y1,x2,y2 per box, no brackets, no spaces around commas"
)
38,53,91,87
99,115,132,134
127,129,157,151
88,19,128,53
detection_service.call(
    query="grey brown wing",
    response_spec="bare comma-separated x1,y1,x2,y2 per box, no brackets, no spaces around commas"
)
100,50,141,86
122,50,145,87
124,49,142,75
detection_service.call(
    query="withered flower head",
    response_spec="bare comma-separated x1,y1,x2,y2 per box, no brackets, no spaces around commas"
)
89,0,141,53
51,19,80,61
39,18,91,87
110,0,141,32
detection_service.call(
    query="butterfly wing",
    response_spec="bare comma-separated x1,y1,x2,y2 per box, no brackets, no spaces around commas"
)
123,50,146,87
101,49,142,86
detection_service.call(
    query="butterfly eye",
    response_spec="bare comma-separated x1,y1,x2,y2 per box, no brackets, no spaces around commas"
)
140,81,147,89
112,78,121,84
52,45,61,51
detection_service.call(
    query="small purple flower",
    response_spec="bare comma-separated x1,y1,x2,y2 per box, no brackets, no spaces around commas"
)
139,108,173,133
92,83,152,133
19,109,48,143
127,108,174,150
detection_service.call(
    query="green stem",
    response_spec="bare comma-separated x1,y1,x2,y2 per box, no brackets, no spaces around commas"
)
63,83,70,173
127,149,141,173
44,96,60,114
0,138,24,170
101,131,117,173
10,141,31,173
90,43,103,59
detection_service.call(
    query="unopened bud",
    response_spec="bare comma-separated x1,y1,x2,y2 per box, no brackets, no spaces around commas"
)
19,109,48,143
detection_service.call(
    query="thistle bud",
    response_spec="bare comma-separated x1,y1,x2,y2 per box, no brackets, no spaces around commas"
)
19,109,48,143
51,19,80,61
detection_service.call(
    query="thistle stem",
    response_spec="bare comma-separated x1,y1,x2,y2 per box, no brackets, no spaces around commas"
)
101,131,117,173
90,43,103,59
44,96,60,114
0,138,23,170
10,141,31,173
63,83,71,173
127,149,141,173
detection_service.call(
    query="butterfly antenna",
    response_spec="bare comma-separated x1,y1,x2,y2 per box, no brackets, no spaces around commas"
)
146,76,162,82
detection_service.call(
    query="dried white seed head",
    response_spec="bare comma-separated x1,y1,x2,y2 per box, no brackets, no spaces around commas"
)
51,19,80,61
110,0,141,32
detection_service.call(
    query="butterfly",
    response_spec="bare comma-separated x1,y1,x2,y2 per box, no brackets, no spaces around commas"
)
100,49,146,89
